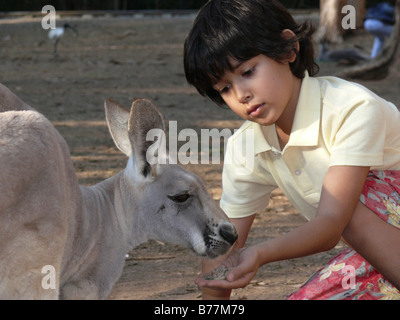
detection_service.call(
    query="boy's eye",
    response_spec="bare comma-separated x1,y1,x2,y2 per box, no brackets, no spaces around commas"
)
242,67,254,77
218,85,230,95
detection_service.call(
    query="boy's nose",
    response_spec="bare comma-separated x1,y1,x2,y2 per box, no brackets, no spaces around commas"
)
236,87,252,104
239,93,252,104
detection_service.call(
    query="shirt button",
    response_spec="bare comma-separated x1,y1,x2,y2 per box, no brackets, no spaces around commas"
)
294,169,301,176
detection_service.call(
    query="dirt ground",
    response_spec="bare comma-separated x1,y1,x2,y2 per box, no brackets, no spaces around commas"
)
1,11,399,300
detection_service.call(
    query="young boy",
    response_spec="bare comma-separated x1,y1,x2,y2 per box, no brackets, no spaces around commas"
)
184,0,400,300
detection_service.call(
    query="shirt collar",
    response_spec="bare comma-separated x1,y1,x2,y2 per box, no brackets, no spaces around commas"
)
252,71,321,155
287,71,321,148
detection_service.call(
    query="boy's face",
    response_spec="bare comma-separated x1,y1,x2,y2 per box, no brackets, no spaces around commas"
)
212,54,301,128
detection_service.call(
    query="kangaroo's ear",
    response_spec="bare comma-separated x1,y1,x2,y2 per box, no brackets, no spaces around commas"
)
128,98,166,178
104,99,132,156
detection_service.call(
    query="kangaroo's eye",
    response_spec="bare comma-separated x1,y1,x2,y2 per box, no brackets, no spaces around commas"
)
168,193,190,203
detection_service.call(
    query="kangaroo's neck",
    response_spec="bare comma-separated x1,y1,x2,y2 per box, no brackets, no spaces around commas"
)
80,170,147,251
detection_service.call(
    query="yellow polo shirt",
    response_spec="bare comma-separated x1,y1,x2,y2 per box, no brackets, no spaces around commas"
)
220,72,400,221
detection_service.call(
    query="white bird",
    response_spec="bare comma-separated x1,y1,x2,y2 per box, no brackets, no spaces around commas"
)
48,23,78,56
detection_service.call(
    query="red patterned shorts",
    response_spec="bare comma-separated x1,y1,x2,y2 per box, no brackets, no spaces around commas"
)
287,171,400,300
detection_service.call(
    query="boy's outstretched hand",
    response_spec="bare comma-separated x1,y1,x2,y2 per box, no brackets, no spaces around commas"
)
195,246,261,290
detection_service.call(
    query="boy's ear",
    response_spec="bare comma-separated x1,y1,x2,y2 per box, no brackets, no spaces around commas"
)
281,29,299,63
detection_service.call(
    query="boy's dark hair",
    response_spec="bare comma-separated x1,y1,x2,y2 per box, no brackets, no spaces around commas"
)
184,0,319,106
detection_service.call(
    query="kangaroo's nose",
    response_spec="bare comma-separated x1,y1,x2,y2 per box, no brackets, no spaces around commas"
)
219,223,238,245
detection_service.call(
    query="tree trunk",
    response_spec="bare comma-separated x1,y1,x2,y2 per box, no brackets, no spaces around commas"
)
316,0,348,43
337,0,400,80
316,0,366,43
348,0,366,29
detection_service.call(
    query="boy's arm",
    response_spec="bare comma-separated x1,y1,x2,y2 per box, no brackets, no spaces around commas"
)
198,166,370,290
257,165,370,263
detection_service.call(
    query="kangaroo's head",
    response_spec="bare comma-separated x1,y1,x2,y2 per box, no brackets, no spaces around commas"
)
105,98,237,258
